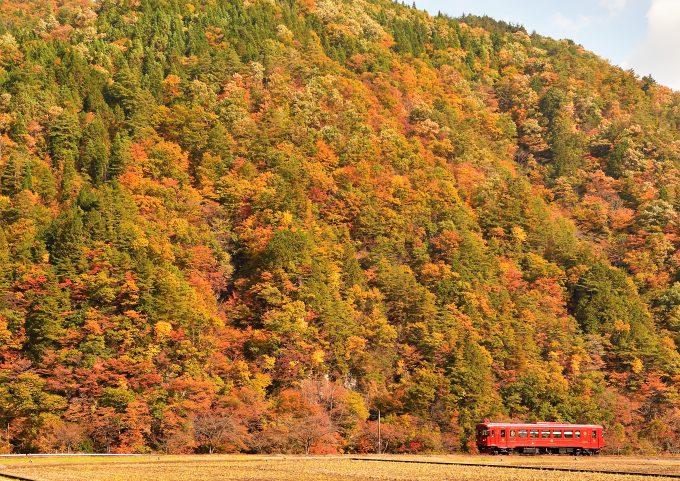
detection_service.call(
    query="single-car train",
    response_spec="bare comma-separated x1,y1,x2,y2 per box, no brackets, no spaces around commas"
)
476,422,603,455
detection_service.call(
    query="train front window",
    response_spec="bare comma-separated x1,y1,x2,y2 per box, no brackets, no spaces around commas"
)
479,429,489,437
541,430,550,438
553,430,562,438
519,430,528,438
530,430,538,438
564,431,573,439
592,431,597,439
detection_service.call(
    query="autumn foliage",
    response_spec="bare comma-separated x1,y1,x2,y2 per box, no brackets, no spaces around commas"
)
0,0,678,454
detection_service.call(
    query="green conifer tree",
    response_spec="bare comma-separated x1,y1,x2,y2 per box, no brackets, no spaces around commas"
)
81,116,110,185
108,131,132,179
24,273,68,360
0,153,21,196
48,108,80,194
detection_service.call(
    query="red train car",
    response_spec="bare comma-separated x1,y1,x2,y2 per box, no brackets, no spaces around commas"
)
476,422,603,455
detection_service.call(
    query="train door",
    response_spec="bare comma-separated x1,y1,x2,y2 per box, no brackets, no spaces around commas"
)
476,426,485,448
477,425,493,451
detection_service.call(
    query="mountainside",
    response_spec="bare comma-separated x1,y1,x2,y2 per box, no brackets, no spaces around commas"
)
0,0,678,454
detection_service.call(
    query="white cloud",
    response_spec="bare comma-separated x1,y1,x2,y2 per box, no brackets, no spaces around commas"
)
599,0,626,14
629,0,680,90
552,12,597,33
551,0,626,36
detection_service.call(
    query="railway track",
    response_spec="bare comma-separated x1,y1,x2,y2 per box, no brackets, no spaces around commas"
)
351,457,680,479
0,473,38,481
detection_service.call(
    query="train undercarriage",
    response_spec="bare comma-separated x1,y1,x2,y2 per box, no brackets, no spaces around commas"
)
486,447,600,455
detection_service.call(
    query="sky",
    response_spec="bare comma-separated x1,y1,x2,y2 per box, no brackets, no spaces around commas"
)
414,0,680,91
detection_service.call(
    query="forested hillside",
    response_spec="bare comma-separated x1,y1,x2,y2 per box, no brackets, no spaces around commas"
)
0,0,678,454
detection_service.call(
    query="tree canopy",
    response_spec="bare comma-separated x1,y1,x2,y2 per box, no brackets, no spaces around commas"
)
0,0,678,455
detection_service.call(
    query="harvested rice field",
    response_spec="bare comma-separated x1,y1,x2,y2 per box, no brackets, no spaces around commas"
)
0,454,678,481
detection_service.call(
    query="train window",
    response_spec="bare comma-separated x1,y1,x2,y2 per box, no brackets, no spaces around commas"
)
501,430,506,438
519,430,528,438
530,430,538,438
592,431,597,439
564,431,573,439
575,431,581,439
510,430,516,438
553,430,562,438
541,430,550,438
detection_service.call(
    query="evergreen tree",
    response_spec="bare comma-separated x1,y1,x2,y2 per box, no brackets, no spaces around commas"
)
0,228,10,290
108,131,132,179
23,272,68,360
0,152,21,196
48,108,80,194
548,112,585,177
48,208,85,279
81,115,110,185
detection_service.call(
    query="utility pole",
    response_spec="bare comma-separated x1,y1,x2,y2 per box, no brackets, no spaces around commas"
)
377,409,381,455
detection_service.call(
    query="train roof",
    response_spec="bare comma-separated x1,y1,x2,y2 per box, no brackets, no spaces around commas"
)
476,422,602,429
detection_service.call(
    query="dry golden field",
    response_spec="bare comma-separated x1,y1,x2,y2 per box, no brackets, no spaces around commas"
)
0,454,679,481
